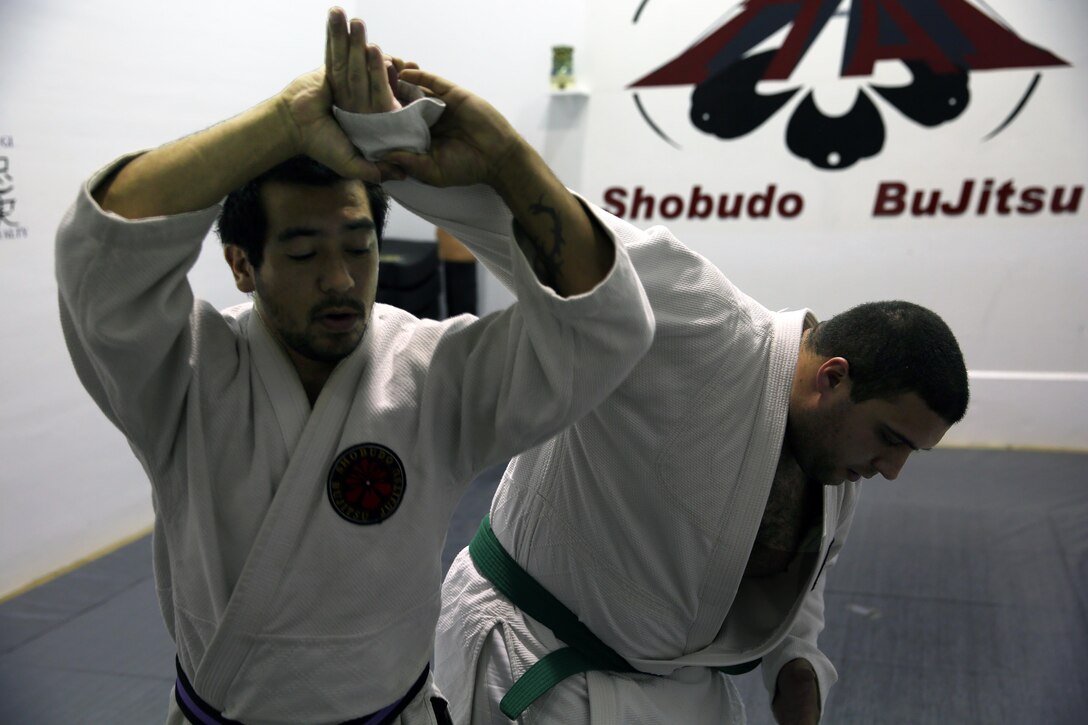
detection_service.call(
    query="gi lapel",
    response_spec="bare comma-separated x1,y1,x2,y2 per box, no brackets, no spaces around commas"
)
685,309,809,651
192,312,375,707
246,310,311,456
811,487,837,591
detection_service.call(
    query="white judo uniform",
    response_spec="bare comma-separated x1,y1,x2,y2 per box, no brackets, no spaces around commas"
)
434,196,859,725
55,157,654,725
339,104,861,724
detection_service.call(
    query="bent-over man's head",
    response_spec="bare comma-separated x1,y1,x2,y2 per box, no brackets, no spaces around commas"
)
788,301,969,486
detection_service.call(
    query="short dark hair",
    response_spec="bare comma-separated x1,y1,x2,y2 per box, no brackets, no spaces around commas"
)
216,155,389,268
808,301,969,423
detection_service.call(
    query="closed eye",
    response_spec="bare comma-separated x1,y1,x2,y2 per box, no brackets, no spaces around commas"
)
286,252,315,261
881,426,919,451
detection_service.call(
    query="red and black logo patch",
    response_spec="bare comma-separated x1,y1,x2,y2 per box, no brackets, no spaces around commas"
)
327,443,406,525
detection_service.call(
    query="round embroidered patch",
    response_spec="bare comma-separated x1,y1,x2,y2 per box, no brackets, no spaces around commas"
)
327,443,407,525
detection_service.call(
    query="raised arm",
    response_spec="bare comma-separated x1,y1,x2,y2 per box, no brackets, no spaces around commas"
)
58,39,393,457
324,11,614,298
93,64,379,220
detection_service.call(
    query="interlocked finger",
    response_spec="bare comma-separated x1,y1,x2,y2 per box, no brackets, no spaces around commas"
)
346,19,371,111
327,10,400,113
365,42,398,111
398,69,453,97
326,9,350,102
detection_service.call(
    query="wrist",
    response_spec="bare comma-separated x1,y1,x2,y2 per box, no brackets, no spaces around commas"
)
270,94,307,158
487,137,542,199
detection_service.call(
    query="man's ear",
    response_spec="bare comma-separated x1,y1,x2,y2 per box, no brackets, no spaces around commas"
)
224,245,256,294
816,356,850,397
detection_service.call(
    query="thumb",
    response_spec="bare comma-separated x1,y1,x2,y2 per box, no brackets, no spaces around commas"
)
376,160,408,182
316,136,382,182
383,150,442,185
343,157,382,183
324,150,382,183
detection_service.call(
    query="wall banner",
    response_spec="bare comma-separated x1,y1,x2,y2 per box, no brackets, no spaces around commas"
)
0,134,30,241
583,0,1084,232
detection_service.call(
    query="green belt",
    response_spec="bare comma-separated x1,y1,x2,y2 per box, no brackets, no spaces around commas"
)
468,515,760,719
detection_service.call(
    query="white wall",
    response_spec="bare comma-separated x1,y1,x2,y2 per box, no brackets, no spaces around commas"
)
0,0,1083,598
576,0,1088,450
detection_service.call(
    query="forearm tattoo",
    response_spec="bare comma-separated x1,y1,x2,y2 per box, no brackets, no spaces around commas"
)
521,195,566,289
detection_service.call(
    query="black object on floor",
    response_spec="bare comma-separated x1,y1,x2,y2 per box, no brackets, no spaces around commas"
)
377,238,441,320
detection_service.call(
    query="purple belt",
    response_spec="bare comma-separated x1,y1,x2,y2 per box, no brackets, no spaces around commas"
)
174,657,429,725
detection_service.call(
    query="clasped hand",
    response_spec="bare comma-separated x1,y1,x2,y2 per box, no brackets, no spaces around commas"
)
321,7,524,188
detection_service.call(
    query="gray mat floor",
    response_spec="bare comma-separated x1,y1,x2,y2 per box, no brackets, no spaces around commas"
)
1,450,1085,724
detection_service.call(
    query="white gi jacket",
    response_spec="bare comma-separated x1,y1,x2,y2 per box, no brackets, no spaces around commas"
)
55,157,654,724
436,191,860,725
339,104,861,723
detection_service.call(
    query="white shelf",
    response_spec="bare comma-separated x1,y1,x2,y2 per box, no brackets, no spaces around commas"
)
549,86,590,97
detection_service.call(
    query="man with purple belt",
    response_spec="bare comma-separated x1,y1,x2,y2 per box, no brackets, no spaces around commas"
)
55,9,654,723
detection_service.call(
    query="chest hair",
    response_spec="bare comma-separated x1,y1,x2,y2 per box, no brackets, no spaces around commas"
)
744,452,822,578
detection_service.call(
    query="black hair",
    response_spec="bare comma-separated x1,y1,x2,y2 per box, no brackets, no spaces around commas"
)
216,155,389,268
808,301,969,424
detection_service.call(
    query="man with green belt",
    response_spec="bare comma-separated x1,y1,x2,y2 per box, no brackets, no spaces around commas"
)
335,20,969,725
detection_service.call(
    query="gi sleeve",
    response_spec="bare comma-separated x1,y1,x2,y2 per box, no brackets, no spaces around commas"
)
335,102,587,295
336,103,655,480
55,155,222,461
410,206,654,481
